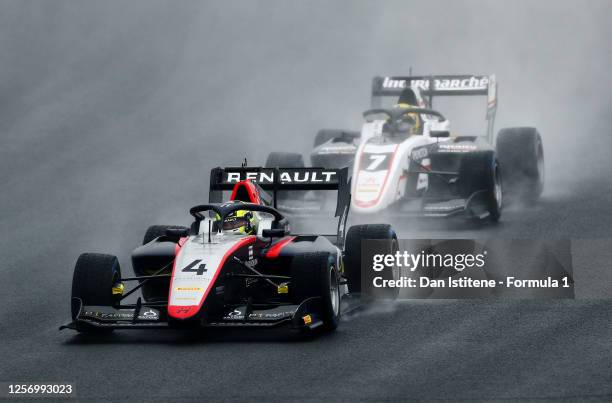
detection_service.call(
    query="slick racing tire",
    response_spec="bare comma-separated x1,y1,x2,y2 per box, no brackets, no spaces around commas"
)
344,224,399,299
71,253,122,333
458,151,502,222
291,252,340,331
143,225,188,245
496,127,544,203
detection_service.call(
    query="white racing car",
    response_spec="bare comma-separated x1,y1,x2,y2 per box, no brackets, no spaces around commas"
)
269,74,544,221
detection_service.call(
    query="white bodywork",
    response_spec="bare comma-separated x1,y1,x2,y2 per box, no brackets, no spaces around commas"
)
168,217,256,319
169,235,246,307
167,214,276,319
352,106,451,213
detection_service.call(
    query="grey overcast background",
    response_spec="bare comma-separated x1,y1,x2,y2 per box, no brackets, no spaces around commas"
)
1,1,612,401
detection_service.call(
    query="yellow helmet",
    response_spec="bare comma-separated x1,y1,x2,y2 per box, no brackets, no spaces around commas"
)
216,201,258,235
393,103,422,135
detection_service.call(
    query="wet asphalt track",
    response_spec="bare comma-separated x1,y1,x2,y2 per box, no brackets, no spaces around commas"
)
2,118,612,403
2,1,612,401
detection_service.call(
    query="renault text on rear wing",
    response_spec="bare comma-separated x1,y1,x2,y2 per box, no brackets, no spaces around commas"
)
209,166,350,217
210,167,347,190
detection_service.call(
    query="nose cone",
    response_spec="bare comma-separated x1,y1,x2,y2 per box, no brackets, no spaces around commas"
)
352,170,389,212
168,305,199,320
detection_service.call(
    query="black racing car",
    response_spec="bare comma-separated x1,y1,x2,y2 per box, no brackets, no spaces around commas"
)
61,167,397,334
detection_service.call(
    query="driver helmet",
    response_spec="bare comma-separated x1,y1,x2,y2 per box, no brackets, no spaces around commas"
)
394,88,423,135
217,201,259,235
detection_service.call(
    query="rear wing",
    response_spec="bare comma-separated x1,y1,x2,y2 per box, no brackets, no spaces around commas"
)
371,74,498,140
209,167,351,218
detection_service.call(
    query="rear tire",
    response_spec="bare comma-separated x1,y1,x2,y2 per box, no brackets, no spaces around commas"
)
71,253,122,333
143,225,188,245
496,127,544,203
344,224,399,299
488,161,502,222
291,252,340,331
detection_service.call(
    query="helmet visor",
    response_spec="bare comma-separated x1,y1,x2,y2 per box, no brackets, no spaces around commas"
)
223,217,249,231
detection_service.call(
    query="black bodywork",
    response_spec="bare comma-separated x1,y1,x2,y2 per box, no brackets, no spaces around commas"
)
399,136,497,218
62,168,351,332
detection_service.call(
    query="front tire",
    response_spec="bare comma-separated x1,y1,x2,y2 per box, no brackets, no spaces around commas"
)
291,252,340,331
71,253,122,333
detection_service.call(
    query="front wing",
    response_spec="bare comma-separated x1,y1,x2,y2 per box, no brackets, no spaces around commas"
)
60,297,328,332
394,190,492,219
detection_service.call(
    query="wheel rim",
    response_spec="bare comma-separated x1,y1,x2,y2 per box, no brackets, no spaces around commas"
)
391,237,399,280
329,265,340,316
537,143,545,185
494,165,503,210
111,266,121,303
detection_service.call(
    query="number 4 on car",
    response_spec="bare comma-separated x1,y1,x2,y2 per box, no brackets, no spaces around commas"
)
60,166,398,335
